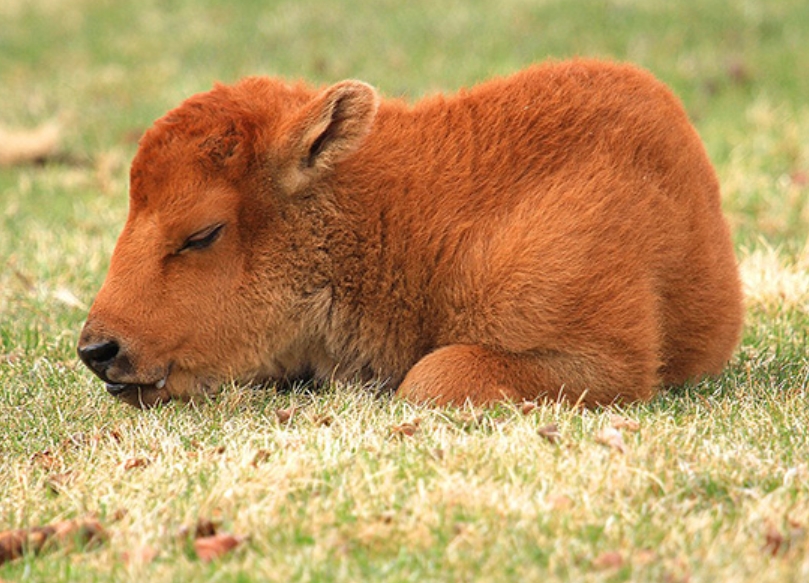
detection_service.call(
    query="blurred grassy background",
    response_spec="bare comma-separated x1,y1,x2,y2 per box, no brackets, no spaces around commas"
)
0,0,806,145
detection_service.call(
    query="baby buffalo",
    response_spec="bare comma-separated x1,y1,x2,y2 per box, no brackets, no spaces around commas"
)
78,60,743,408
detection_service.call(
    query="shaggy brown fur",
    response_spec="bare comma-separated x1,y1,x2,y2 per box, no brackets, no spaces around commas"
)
78,59,743,408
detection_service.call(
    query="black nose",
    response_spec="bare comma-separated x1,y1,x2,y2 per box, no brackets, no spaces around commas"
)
77,340,120,380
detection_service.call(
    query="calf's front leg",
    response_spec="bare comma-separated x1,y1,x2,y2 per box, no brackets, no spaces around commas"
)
395,343,657,408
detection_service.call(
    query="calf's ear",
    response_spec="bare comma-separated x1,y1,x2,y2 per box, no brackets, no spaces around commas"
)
281,80,379,193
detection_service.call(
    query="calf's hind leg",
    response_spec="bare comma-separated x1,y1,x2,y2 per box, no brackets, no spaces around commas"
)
395,344,658,407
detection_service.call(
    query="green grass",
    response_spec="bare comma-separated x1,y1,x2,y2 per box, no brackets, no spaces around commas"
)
1,0,808,581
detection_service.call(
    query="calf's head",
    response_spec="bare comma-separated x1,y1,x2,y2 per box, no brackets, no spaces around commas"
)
78,77,378,407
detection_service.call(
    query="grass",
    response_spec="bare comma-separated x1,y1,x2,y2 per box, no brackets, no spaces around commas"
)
1,0,808,581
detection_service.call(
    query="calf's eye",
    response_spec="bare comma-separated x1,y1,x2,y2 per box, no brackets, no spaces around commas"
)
179,224,225,253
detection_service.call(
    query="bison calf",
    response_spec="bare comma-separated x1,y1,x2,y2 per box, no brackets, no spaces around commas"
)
78,60,743,408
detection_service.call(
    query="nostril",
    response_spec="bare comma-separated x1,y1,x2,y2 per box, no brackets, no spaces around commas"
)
78,340,120,368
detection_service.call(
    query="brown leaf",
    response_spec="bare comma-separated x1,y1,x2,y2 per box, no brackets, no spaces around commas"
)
51,518,107,548
761,516,806,558
0,530,27,565
178,518,219,541
456,411,487,427
122,457,151,471
520,401,538,415
122,544,159,565
275,406,297,425
251,449,271,467
311,413,333,427
592,550,624,570
663,573,691,583
537,423,561,444
31,450,61,471
45,471,76,494
610,415,640,432
193,533,245,562
0,518,106,565
549,494,574,511
596,427,627,454
764,521,786,556
390,418,422,438
110,509,128,522
635,548,658,565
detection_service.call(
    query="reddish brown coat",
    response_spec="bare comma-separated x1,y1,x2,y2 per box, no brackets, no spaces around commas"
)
78,60,744,408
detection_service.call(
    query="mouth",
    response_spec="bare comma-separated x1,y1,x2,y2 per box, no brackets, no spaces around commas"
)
105,373,171,408
106,371,167,395
105,381,157,396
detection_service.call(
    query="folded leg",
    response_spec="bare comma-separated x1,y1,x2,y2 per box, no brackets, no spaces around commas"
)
395,343,658,407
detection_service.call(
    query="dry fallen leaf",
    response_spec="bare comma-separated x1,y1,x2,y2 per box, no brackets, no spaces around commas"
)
311,413,334,427
0,530,27,565
31,450,61,471
110,509,128,522
0,517,106,566
51,518,107,548
763,522,790,557
251,449,271,467
178,518,219,542
456,411,487,428
108,429,124,444
596,427,627,454
592,550,624,570
548,494,574,511
275,406,297,425
122,544,159,565
520,401,539,415
635,548,658,565
390,418,422,438
610,415,640,432
193,533,245,562
122,457,151,471
45,471,76,494
791,170,808,187
537,423,561,444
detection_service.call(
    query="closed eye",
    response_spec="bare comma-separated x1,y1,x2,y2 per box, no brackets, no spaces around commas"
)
178,223,225,253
